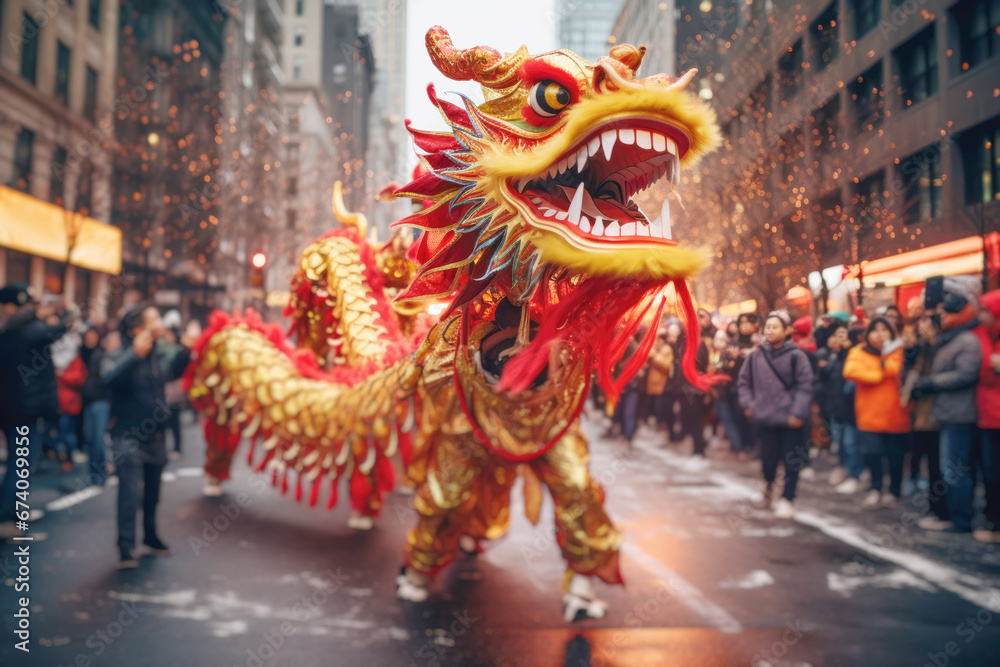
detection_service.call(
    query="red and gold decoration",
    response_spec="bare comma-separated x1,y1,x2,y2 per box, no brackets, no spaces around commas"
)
185,26,721,618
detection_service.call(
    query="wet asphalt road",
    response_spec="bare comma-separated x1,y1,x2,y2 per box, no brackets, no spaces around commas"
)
2,411,1000,667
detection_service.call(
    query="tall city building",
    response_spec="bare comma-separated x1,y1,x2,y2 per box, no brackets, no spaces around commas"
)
616,0,1000,311
0,0,122,319
556,0,625,62
215,0,287,315
111,0,228,320
610,0,676,77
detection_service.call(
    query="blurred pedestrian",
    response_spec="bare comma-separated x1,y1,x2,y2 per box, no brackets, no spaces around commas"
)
901,307,947,525
820,323,864,493
737,311,814,518
843,317,911,510
912,278,982,535
54,334,87,472
81,326,115,486
974,290,1000,543
0,285,74,537
102,304,192,568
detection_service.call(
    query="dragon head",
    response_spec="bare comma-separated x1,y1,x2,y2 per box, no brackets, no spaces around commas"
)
395,27,721,402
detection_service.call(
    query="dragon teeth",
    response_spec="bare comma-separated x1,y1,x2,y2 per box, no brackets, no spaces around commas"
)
567,183,585,224
579,216,592,233
592,217,604,236
667,138,677,155
604,220,621,237
600,129,617,161
588,136,601,156
576,147,588,172
621,221,636,236
619,129,635,145
652,132,666,152
661,199,671,239
637,222,651,237
548,163,559,179
649,216,663,238
636,130,652,149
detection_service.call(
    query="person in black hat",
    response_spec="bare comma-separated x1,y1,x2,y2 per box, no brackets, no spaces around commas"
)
0,284,76,537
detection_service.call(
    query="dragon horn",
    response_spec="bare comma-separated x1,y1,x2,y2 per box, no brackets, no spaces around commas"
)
332,181,367,236
425,26,526,90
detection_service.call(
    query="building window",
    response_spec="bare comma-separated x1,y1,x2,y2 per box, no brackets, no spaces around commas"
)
50,146,69,206
810,3,838,70
84,66,98,122
779,126,804,181
852,0,880,39
854,170,886,208
953,0,999,72
895,25,937,107
286,209,297,229
287,176,298,195
777,39,803,99
897,144,944,224
292,54,305,79
5,250,32,285
76,161,93,216
21,13,39,84
960,116,1000,205
811,95,841,159
849,62,883,133
296,0,304,16
294,24,305,46
88,0,100,29
10,128,34,193
55,42,71,106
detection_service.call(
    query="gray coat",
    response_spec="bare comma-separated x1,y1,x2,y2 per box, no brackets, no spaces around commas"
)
918,325,982,425
737,341,815,427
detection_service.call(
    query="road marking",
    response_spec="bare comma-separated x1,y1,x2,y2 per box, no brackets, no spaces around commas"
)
45,486,103,511
633,439,1000,612
622,542,743,633
827,569,936,596
720,569,775,589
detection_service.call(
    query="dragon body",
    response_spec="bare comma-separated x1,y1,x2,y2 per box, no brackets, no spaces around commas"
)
185,26,719,618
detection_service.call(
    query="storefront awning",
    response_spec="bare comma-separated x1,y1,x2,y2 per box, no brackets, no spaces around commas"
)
843,233,999,287
0,186,122,274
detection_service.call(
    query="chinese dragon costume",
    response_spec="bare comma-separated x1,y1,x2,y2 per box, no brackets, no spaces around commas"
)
184,26,720,621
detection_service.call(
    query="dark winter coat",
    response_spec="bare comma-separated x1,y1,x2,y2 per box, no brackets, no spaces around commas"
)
914,321,983,425
818,347,855,423
101,338,190,444
0,310,67,428
737,340,814,427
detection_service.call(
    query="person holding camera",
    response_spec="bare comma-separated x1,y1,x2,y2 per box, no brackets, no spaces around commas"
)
912,278,983,535
0,285,77,537
101,304,193,568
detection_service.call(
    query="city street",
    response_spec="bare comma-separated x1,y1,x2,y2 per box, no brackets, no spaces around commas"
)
3,413,999,667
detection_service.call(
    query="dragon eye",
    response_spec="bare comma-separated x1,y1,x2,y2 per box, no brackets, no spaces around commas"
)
529,80,571,118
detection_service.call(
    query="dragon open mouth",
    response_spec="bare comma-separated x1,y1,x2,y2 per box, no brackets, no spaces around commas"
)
510,118,685,244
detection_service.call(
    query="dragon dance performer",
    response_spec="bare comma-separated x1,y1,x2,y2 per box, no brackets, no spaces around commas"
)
185,26,720,621
195,181,426,530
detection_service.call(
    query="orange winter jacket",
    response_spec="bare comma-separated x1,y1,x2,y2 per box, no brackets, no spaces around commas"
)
842,345,911,434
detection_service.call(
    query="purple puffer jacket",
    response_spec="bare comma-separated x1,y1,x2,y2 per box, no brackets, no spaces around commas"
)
736,341,814,427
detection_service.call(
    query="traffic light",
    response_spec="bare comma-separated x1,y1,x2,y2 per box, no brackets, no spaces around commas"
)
250,252,267,289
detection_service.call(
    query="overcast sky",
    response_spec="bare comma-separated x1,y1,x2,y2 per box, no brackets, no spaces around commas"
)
404,0,558,140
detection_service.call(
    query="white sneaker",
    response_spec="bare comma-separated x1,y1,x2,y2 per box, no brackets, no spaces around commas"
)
862,490,881,510
828,467,849,486
203,476,223,497
773,498,795,519
562,574,608,622
799,467,816,481
104,475,119,487
71,450,88,464
835,478,860,494
347,514,375,530
918,517,953,531
880,493,899,509
395,567,429,602
458,535,478,555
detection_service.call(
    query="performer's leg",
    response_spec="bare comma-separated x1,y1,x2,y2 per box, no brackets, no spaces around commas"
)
403,435,494,580
532,427,622,620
